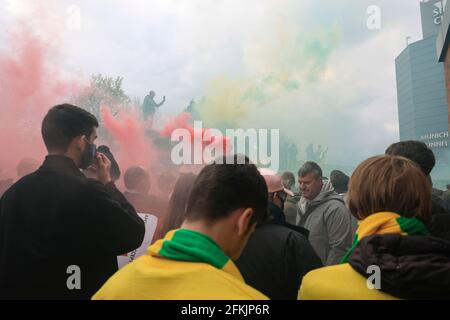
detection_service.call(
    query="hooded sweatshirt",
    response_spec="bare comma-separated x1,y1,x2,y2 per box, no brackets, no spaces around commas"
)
296,181,353,265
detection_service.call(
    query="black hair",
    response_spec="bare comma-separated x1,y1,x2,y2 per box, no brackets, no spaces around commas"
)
124,166,150,191
330,170,350,194
385,141,435,176
41,104,98,152
185,155,268,225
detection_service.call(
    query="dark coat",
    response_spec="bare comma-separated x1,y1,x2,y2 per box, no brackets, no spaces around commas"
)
0,156,145,300
236,203,323,300
349,234,450,300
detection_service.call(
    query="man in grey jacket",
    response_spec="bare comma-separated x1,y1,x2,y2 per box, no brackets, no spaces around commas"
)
296,162,353,265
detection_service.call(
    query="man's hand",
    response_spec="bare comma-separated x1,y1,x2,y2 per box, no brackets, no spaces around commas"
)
88,153,112,185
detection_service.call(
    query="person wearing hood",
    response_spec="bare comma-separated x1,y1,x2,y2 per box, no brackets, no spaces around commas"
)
296,162,353,265
299,155,450,300
236,171,322,300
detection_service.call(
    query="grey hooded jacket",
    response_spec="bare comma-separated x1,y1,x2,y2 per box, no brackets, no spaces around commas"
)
296,181,353,265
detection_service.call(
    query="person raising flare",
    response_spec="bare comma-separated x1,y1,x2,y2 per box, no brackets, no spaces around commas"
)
0,104,145,300
93,155,269,300
299,155,450,300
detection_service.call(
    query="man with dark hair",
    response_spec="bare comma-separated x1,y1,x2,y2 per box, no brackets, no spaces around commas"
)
236,171,322,300
385,141,435,176
123,166,168,219
296,162,353,265
0,104,145,300
329,170,349,196
385,141,450,214
93,155,269,299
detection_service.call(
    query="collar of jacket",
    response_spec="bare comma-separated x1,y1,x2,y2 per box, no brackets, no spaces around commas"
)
39,155,84,177
349,233,450,299
148,229,244,281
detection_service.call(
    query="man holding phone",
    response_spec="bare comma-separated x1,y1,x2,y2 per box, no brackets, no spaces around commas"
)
0,104,145,300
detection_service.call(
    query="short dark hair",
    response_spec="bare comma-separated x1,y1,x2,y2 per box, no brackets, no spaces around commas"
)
124,166,150,191
41,104,99,152
298,161,322,179
330,170,350,194
185,155,268,225
385,141,435,176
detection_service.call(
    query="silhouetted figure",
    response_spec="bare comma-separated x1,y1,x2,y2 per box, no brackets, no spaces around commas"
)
142,90,165,121
123,166,168,219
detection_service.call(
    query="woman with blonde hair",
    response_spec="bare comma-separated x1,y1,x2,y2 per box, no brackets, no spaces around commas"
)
299,155,450,300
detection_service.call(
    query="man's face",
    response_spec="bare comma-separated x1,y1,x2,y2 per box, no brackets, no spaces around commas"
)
299,173,323,200
149,91,155,98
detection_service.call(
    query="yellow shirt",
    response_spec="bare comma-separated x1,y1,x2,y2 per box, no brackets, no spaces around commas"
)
298,263,399,300
93,254,268,300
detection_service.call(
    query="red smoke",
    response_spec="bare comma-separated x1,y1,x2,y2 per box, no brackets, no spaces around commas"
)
100,106,158,171
160,112,231,157
0,26,77,179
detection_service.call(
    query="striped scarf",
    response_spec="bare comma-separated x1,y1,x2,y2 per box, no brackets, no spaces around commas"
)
341,212,429,263
148,229,243,279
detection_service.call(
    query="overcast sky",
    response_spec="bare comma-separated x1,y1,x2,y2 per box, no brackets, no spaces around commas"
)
0,0,426,167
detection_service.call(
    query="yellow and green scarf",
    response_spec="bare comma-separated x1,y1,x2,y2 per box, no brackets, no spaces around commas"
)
149,229,241,277
341,212,429,263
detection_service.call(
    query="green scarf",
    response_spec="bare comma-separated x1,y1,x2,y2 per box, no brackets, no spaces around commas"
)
149,229,242,278
341,212,429,264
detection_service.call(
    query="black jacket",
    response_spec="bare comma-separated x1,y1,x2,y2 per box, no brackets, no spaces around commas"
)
0,156,145,300
236,203,323,300
349,234,450,300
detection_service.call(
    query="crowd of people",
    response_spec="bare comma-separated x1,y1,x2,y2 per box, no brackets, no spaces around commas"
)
0,103,450,300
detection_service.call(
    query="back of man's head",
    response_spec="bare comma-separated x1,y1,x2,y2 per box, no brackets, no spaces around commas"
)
41,104,98,153
185,155,268,226
124,166,151,194
330,170,350,194
385,141,435,176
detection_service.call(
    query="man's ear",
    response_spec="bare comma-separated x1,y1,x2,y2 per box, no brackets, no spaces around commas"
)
236,208,254,237
74,135,86,151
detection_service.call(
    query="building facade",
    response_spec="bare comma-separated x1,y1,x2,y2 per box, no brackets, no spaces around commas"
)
396,0,450,187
